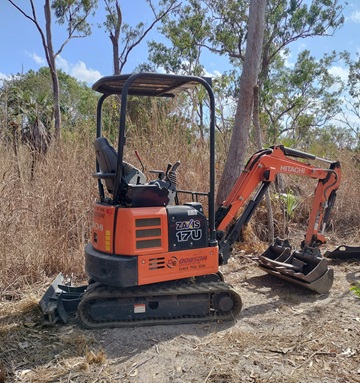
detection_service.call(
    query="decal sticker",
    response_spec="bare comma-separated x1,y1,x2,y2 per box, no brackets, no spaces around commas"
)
176,219,201,230
167,256,178,268
134,303,146,314
175,219,202,242
105,230,111,251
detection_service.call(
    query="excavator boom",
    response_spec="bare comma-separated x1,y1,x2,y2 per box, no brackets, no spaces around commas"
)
215,145,341,293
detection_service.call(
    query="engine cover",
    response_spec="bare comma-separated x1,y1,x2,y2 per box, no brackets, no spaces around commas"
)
167,203,208,251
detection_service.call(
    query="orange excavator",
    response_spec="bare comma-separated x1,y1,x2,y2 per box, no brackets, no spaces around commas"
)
40,73,343,328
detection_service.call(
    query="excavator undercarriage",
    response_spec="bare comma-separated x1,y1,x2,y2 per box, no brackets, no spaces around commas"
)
41,273,242,327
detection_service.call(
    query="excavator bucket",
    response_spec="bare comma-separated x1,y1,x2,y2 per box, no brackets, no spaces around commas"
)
324,245,360,260
255,238,334,294
39,273,86,325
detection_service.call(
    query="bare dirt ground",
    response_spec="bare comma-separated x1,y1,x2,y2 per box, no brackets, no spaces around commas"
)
1,248,359,383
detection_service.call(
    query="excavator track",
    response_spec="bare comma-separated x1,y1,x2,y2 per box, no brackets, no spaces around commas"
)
77,280,242,328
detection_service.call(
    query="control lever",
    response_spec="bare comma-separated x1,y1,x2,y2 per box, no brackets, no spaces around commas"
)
149,170,166,180
135,150,145,172
171,161,180,172
165,163,172,178
149,163,172,180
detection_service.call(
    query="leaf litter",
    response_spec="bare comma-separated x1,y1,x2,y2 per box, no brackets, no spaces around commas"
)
0,254,359,383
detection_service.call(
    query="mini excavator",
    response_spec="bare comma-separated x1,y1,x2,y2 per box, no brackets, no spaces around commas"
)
41,73,343,328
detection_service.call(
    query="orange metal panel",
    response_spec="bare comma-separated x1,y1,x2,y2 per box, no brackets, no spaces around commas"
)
137,247,219,285
91,203,116,253
114,206,169,256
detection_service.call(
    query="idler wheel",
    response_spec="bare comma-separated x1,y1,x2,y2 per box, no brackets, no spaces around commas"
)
212,292,234,313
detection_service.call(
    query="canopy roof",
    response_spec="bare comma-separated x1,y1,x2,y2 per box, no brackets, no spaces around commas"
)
92,73,211,97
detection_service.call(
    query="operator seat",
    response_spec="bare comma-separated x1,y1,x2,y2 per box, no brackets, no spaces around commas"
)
94,137,146,193
94,137,171,207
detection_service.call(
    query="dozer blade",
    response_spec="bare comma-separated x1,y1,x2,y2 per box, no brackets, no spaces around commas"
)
39,273,87,325
324,245,360,260
255,238,334,294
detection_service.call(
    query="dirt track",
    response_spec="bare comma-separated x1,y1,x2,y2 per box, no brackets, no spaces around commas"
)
1,252,359,383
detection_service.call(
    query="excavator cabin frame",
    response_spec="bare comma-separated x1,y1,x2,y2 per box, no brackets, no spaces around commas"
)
87,73,219,289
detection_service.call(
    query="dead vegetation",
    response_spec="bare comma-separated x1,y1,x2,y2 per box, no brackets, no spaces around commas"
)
0,124,360,382
0,256,359,382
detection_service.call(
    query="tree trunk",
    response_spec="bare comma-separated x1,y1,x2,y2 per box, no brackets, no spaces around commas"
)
44,0,61,139
111,0,122,75
216,0,266,206
253,85,274,243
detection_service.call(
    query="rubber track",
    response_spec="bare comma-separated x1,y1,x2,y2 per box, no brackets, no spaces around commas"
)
77,281,242,328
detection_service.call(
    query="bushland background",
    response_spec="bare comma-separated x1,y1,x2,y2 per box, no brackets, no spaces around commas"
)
1,1,360,382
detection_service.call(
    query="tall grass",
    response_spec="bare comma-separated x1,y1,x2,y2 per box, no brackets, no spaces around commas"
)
0,135,95,296
1,109,359,297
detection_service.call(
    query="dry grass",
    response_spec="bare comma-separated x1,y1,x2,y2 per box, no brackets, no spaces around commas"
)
1,122,360,297
0,137,95,297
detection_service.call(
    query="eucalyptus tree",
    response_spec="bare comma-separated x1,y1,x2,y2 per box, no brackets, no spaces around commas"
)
8,0,98,139
149,0,346,203
262,50,344,146
102,0,180,74
334,52,360,149
1,67,98,175
216,0,266,205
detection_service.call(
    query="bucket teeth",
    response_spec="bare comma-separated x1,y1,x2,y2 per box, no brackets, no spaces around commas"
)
255,238,334,294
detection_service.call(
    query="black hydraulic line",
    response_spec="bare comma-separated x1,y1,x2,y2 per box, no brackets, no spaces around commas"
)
227,181,270,243
322,189,337,230
215,149,273,230
218,182,271,264
279,145,316,160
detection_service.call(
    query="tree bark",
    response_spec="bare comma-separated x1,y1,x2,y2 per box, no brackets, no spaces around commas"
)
216,0,266,207
110,0,122,75
253,85,274,243
44,0,61,139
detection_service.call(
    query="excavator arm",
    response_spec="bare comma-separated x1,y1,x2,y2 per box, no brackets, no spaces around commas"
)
215,145,341,294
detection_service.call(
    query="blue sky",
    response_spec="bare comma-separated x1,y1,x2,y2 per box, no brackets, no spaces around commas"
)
1,1,360,86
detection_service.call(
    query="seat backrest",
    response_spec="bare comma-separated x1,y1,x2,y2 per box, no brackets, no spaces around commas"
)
94,137,147,195
94,137,118,193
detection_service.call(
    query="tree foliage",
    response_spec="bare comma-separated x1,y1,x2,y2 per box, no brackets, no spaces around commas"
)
102,0,180,74
8,0,98,139
146,0,348,204
1,68,97,143
262,50,344,145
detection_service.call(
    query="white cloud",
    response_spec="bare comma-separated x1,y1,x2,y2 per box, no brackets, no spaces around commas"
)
281,50,295,69
27,51,46,65
56,55,70,73
203,68,222,78
329,65,348,82
56,56,102,84
297,42,307,52
0,72,9,86
70,61,102,83
27,52,102,84
349,10,360,23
